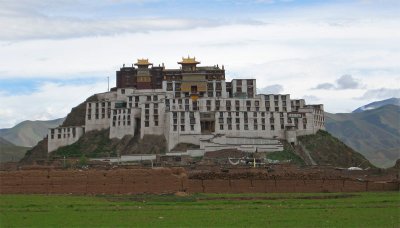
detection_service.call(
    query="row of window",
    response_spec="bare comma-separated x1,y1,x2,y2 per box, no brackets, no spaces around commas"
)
87,102,111,108
50,133,76,139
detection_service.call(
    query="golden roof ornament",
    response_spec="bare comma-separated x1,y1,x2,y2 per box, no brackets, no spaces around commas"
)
135,58,153,66
178,55,200,65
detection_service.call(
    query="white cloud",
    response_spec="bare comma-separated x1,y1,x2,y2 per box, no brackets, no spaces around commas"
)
258,84,284,94
0,81,109,128
312,74,363,90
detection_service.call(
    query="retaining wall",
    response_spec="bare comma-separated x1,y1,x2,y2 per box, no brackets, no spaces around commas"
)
0,169,398,194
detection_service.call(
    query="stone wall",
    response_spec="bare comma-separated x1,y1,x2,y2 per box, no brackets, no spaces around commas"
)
0,169,398,194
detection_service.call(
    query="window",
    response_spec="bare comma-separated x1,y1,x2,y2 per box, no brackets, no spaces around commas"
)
191,125,194,131
228,125,232,130
244,125,248,130
173,125,177,131
262,125,265,130
155,121,158,126
220,125,224,130
207,83,214,90
271,125,275,130
145,121,149,127
254,125,258,130
181,125,185,131
254,113,258,118
236,124,240,130
167,82,173,91
153,95,158,101
216,82,222,90
175,83,181,91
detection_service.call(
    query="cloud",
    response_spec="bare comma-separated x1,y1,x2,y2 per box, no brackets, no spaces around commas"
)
357,88,400,100
302,95,320,102
313,83,335,90
312,75,362,90
257,84,284,94
0,16,225,40
0,0,268,40
336,74,361,89
0,80,109,128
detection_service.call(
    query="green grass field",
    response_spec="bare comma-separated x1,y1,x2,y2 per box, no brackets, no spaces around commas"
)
0,192,399,227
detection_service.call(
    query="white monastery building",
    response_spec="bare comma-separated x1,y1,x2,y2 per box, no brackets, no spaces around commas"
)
48,57,325,154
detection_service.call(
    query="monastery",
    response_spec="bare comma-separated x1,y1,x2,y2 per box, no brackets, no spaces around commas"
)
48,57,325,155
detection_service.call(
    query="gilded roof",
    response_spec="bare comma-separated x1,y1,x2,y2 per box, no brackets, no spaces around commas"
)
135,58,153,66
178,56,200,64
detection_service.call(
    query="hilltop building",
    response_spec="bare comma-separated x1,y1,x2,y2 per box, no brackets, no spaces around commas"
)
48,57,325,154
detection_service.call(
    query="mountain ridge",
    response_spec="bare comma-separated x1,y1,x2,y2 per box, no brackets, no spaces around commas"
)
0,118,65,147
325,104,400,168
352,97,400,113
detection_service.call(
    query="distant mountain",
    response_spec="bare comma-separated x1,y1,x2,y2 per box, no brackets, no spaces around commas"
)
353,97,400,113
0,137,31,163
0,118,65,147
325,105,400,168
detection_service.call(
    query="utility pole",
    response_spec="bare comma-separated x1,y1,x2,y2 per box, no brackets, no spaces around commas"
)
107,76,109,92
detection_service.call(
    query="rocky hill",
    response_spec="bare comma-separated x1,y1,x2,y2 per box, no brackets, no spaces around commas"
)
325,104,400,168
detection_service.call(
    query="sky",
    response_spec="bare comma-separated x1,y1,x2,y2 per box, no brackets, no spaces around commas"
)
1,0,399,128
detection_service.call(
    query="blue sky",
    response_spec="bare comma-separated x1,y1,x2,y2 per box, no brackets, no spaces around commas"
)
0,0,399,128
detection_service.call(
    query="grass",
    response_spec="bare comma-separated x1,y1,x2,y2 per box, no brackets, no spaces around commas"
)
0,192,399,227
266,141,305,166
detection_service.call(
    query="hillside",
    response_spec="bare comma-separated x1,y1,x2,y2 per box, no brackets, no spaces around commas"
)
0,137,31,163
325,105,400,168
0,118,65,147
297,130,373,168
51,129,166,159
20,95,166,163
